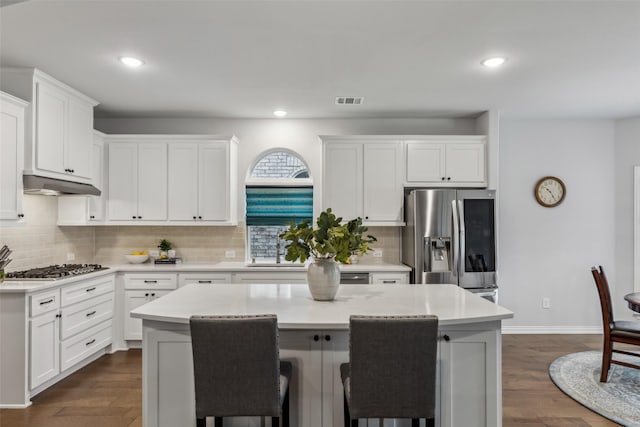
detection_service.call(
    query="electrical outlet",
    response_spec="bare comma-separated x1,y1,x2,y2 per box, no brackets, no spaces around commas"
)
542,297,551,309
66,253,75,261
373,249,383,258
150,250,159,258
225,250,236,259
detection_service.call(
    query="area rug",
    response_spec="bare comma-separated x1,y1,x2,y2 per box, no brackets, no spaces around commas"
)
549,351,640,426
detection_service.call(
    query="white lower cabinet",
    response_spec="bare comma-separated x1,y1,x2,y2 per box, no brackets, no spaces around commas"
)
124,290,172,340
123,273,177,340
231,271,307,284
370,272,409,284
27,274,115,394
29,310,60,389
178,273,232,287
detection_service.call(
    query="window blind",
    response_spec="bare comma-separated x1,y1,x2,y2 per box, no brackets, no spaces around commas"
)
246,186,313,226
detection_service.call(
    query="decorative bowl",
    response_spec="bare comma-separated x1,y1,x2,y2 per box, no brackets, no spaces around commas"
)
125,254,149,264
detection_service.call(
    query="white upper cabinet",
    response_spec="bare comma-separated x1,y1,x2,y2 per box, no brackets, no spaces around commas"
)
168,140,235,223
323,138,403,225
107,135,237,225
107,140,167,222
405,136,487,186
57,131,106,226
0,92,27,222
0,68,98,183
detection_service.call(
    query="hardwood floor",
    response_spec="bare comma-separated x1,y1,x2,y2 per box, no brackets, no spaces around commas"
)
0,335,621,427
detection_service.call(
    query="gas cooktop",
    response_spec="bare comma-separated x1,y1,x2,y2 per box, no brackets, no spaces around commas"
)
6,264,108,281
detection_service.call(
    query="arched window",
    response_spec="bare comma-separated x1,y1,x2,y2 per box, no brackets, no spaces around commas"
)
246,150,313,263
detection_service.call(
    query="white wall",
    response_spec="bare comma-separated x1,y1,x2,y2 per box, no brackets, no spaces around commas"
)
614,116,640,321
499,119,615,333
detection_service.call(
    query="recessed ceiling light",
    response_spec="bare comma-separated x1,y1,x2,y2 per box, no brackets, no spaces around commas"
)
273,110,287,118
481,56,507,68
119,56,144,68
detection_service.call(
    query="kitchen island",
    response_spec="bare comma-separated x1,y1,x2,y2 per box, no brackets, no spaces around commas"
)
131,283,513,427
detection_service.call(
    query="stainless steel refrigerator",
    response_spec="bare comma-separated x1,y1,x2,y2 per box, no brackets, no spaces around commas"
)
402,189,498,301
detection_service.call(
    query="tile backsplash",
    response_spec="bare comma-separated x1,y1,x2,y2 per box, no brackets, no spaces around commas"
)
1,197,401,269
0,195,95,271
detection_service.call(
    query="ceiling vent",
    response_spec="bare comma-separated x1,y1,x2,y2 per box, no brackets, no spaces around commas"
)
335,96,364,105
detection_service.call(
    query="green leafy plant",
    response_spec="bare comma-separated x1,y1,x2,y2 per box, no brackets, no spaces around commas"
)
279,208,377,264
157,239,172,251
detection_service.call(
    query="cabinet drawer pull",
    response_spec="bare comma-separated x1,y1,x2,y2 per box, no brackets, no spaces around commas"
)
313,334,320,341
86,311,97,317
85,287,96,292
151,293,156,297
443,334,450,342
145,293,149,297
39,298,54,305
325,335,331,342
382,280,396,284
198,280,212,284
85,338,96,346
144,280,158,283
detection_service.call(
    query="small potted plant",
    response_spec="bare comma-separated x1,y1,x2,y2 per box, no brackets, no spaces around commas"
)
280,209,376,300
157,239,173,259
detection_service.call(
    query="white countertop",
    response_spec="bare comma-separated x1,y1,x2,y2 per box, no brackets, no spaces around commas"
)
130,283,513,328
114,261,410,273
0,262,410,293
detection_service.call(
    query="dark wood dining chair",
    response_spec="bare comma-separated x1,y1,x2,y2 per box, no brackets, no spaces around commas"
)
591,266,640,382
189,314,291,427
341,315,438,427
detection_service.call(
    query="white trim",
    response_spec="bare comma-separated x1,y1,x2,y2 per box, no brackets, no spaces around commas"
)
635,166,640,293
245,178,313,186
502,326,601,334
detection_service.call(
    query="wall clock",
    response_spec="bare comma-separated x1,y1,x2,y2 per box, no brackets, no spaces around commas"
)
534,176,566,207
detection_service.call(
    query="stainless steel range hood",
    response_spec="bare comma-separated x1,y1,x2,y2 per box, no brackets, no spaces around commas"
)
23,175,101,196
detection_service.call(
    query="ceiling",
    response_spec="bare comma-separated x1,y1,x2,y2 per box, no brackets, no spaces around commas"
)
1,0,639,120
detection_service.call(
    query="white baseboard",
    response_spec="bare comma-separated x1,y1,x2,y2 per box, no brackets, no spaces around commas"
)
502,326,602,334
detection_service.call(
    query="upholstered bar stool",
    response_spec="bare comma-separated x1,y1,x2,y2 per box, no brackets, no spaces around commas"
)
189,314,292,427
341,315,438,427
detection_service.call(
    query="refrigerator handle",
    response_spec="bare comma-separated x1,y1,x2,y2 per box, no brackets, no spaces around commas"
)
423,237,431,273
458,200,465,277
451,200,460,277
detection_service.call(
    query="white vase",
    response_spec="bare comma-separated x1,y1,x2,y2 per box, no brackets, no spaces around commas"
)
307,258,340,301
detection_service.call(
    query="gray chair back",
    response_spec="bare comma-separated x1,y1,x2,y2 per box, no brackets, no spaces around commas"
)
348,315,438,420
189,314,281,418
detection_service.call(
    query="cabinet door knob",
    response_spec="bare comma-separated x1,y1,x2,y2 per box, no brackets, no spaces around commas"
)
324,335,331,342
151,293,156,297
447,177,451,181
198,216,202,219
313,334,320,341
193,216,197,220
132,216,137,219
441,177,445,181
90,215,95,219
71,169,75,173
145,293,149,297
137,216,142,219
443,334,450,342
18,213,24,218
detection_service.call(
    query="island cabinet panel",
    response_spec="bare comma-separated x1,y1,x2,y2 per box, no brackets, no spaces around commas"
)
438,328,500,427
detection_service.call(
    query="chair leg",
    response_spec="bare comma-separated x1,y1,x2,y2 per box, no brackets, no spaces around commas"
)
351,419,358,427
601,336,613,382
215,417,223,427
412,419,420,427
282,388,290,427
426,418,435,427
271,416,279,427
196,418,206,427
343,390,352,427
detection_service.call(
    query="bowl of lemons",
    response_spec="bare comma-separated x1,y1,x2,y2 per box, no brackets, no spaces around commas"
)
126,251,149,264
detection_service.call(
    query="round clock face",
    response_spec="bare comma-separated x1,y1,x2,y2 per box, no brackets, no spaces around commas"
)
535,176,566,207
